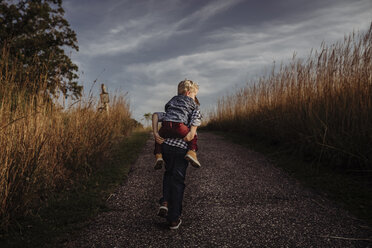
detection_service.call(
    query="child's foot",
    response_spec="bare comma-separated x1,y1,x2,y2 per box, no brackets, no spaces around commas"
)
185,150,201,168
157,202,168,218
154,153,164,170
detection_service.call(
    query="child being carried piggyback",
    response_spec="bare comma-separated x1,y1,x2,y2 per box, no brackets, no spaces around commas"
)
153,79,202,169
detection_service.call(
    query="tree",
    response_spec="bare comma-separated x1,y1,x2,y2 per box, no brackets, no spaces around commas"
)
0,0,82,98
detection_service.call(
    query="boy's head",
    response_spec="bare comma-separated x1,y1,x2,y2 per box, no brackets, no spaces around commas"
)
178,79,199,96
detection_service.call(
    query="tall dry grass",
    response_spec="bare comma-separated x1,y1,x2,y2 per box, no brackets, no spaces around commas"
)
208,24,372,169
0,48,134,231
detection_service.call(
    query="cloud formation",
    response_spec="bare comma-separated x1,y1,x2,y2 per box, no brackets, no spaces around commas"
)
63,0,372,122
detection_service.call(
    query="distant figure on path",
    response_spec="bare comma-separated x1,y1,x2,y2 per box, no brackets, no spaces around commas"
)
152,79,202,229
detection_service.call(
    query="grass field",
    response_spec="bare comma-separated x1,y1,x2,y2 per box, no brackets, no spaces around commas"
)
208,24,372,171
0,130,149,247
0,47,141,234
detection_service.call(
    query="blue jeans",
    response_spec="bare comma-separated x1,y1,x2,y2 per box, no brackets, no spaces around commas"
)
159,144,189,222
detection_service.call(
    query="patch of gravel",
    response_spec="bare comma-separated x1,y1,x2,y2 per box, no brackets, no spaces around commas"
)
61,132,371,248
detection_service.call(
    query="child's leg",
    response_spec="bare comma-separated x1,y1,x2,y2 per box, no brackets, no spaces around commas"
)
154,122,190,155
153,122,169,155
187,134,198,151
162,122,189,138
185,134,201,168
153,123,168,169
154,143,162,155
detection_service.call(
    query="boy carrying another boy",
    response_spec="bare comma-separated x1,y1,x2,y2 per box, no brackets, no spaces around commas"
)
153,79,202,169
152,79,202,229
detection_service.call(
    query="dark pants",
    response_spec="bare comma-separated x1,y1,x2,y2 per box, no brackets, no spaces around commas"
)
154,121,198,155
159,144,189,222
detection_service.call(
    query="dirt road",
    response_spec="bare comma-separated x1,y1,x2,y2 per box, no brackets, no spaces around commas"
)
62,132,371,247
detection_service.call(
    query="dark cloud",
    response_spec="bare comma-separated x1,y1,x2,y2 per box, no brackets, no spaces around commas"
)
63,0,371,122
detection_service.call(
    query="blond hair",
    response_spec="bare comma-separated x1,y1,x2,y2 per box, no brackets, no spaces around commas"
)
177,79,199,95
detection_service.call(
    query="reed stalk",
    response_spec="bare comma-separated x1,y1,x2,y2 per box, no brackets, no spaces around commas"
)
208,23,372,169
0,47,134,231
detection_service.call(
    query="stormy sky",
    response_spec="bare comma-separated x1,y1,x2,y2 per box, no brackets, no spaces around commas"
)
62,0,371,123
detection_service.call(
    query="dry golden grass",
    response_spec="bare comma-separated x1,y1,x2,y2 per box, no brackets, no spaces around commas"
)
208,24,372,169
0,48,134,231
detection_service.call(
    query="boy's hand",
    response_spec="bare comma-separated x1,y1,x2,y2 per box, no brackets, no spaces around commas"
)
183,131,195,142
183,126,197,142
154,132,165,144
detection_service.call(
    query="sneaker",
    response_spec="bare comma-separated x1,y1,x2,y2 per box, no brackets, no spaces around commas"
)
185,150,201,168
157,205,168,218
169,218,182,230
154,153,164,170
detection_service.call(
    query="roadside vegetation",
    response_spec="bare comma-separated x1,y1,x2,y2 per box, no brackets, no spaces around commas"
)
0,46,146,242
208,24,371,171
0,129,148,247
0,1,149,246
207,24,372,223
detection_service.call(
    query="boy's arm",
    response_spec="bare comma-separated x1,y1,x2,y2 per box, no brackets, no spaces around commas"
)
190,108,202,127
183,107,201,142
152,113,165,144
183,126,197,142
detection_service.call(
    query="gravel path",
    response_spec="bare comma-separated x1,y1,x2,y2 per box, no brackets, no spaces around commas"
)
62,132,371,248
